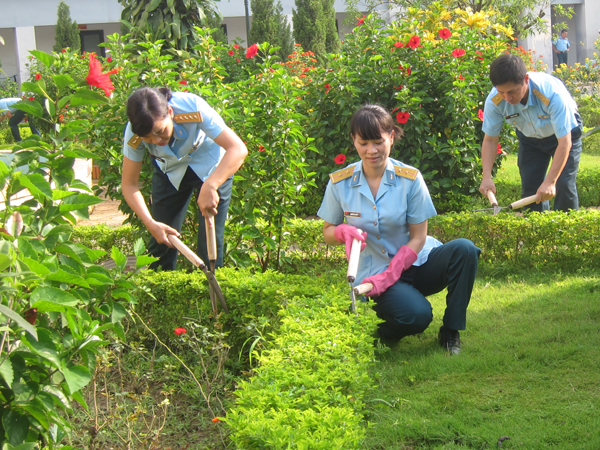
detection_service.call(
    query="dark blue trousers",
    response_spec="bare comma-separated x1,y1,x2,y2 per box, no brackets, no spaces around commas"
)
8,110,40,142
372,239,481,342
148,163,233,271
516,130,582,212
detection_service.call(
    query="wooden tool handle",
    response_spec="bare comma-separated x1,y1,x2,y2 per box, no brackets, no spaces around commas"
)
347,229,363,282
353,283,373,296
510,194,538,210
205,216,217,262
168,235,206,269
486,190,499,207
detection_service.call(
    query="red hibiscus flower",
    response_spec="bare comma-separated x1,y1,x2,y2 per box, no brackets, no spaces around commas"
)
179,80,188,85
394,41,404,48
107,56,112,62
497,144,502,154
246,43,259,59
356,15,365,26
28,96,35,101
452,48,466,57
478,109,484,121
439,28,451,39
408,36,421,49
212,418,220,423
61,48,66,53
233,44,240,49
35,73,41,80
394,85,403,90
236,58,241,63
396,111,410,124
325,83,331,94
334,154,347,165
85,54,121,96
59,114,64,121
228,50,235,56
24,308,37,325
174,327,187,335
475,51,484,61
258,145,265,152
406,67,411,76
458,74,464,80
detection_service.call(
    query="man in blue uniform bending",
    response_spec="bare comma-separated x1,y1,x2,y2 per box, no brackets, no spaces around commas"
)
479,54,582,212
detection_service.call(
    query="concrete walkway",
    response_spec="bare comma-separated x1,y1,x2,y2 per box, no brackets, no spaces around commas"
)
78,195,128,227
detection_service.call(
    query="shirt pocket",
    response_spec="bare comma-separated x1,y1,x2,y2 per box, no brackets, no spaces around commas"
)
535,114,552,131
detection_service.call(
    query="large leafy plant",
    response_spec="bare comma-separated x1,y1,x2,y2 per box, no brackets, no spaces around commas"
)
0,49,154,448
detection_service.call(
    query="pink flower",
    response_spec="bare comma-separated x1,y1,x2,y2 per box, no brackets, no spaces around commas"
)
439,28,451,39
174,328,187,335
35,73,41,80
396,111,410,124
334,154,347,165
246,43,259,59
408,36,421,49
356,15,365,26
452,48,466,58
228,50,235,56
394,41,404,48
478,109,484,121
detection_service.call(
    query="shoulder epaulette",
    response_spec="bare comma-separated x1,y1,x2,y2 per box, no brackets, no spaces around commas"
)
491,93,503,105
329,166,354,183
394,165,418,180
532,88,550,107
128,134,143,149
174,112,203,123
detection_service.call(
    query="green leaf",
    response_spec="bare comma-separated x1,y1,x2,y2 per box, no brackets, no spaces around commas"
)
111,302,127,323
45,269,90,288
21,329,61,368
44,98,56,118
20,82,46,98
0,254,11,272
29,50,55,68
53,74,75,91
30,286,80,310
2,409,29,446
110,247,127,271
146,0,162,12
0,358,14,388
0,304,37,341
70,89,108,106
12,101,44,119
59,193,102,212
17,173,52,201
61,364,91,394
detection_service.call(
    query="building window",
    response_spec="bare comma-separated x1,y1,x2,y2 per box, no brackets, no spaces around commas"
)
221,24,228,37
80,30,105,57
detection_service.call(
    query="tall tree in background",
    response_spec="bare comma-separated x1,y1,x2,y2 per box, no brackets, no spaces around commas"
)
324,0,340,54
118,0,222,54
53,1,81,52
249,0,293,60
293,0,326,57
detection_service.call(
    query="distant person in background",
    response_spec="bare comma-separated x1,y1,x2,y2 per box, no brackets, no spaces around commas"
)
552,29,571,67
0,98,41,142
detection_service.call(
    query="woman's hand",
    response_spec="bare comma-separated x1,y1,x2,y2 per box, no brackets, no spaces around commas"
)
147,220,180,247
197,183,220,217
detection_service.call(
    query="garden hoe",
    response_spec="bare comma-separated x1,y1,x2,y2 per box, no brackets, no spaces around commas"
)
167,234,229,315
347,229,364,316
473,191,538,215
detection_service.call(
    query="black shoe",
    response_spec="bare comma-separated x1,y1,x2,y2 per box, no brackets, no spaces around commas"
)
438,326,461,355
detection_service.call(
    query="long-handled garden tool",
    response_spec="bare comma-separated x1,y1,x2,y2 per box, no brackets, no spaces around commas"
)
167,234,228,314
473,192,538,215
347,229,363,315
205,216,227,314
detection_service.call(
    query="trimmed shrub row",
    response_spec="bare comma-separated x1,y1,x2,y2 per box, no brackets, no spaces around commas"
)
225,293,379,449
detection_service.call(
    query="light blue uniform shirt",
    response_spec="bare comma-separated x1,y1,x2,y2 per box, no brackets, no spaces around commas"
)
553,37,570,52
318,157,442,285
0,98,21,114
123,92,226,190
482,72,578,139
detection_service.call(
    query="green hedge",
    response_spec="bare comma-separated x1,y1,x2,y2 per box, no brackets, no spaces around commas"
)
430,209,600,271
225,292,379,449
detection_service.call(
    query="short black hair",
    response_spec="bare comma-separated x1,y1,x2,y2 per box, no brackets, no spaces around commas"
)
561,29,568,34
126,87,172,137
350,104,403,141
489,54,527,87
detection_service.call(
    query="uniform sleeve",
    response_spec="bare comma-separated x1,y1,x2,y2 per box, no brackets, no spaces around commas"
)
122,122,147,162
547,86,578,138
481,92,505,137
406,173,437,224
193,96,226,141
317,181,345,225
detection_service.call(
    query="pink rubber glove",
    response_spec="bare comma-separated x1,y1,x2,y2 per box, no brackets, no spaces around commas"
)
363,245,418,297
333,223,367,260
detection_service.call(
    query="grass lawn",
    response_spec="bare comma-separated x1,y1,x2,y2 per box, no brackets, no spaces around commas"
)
365,273,600,449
